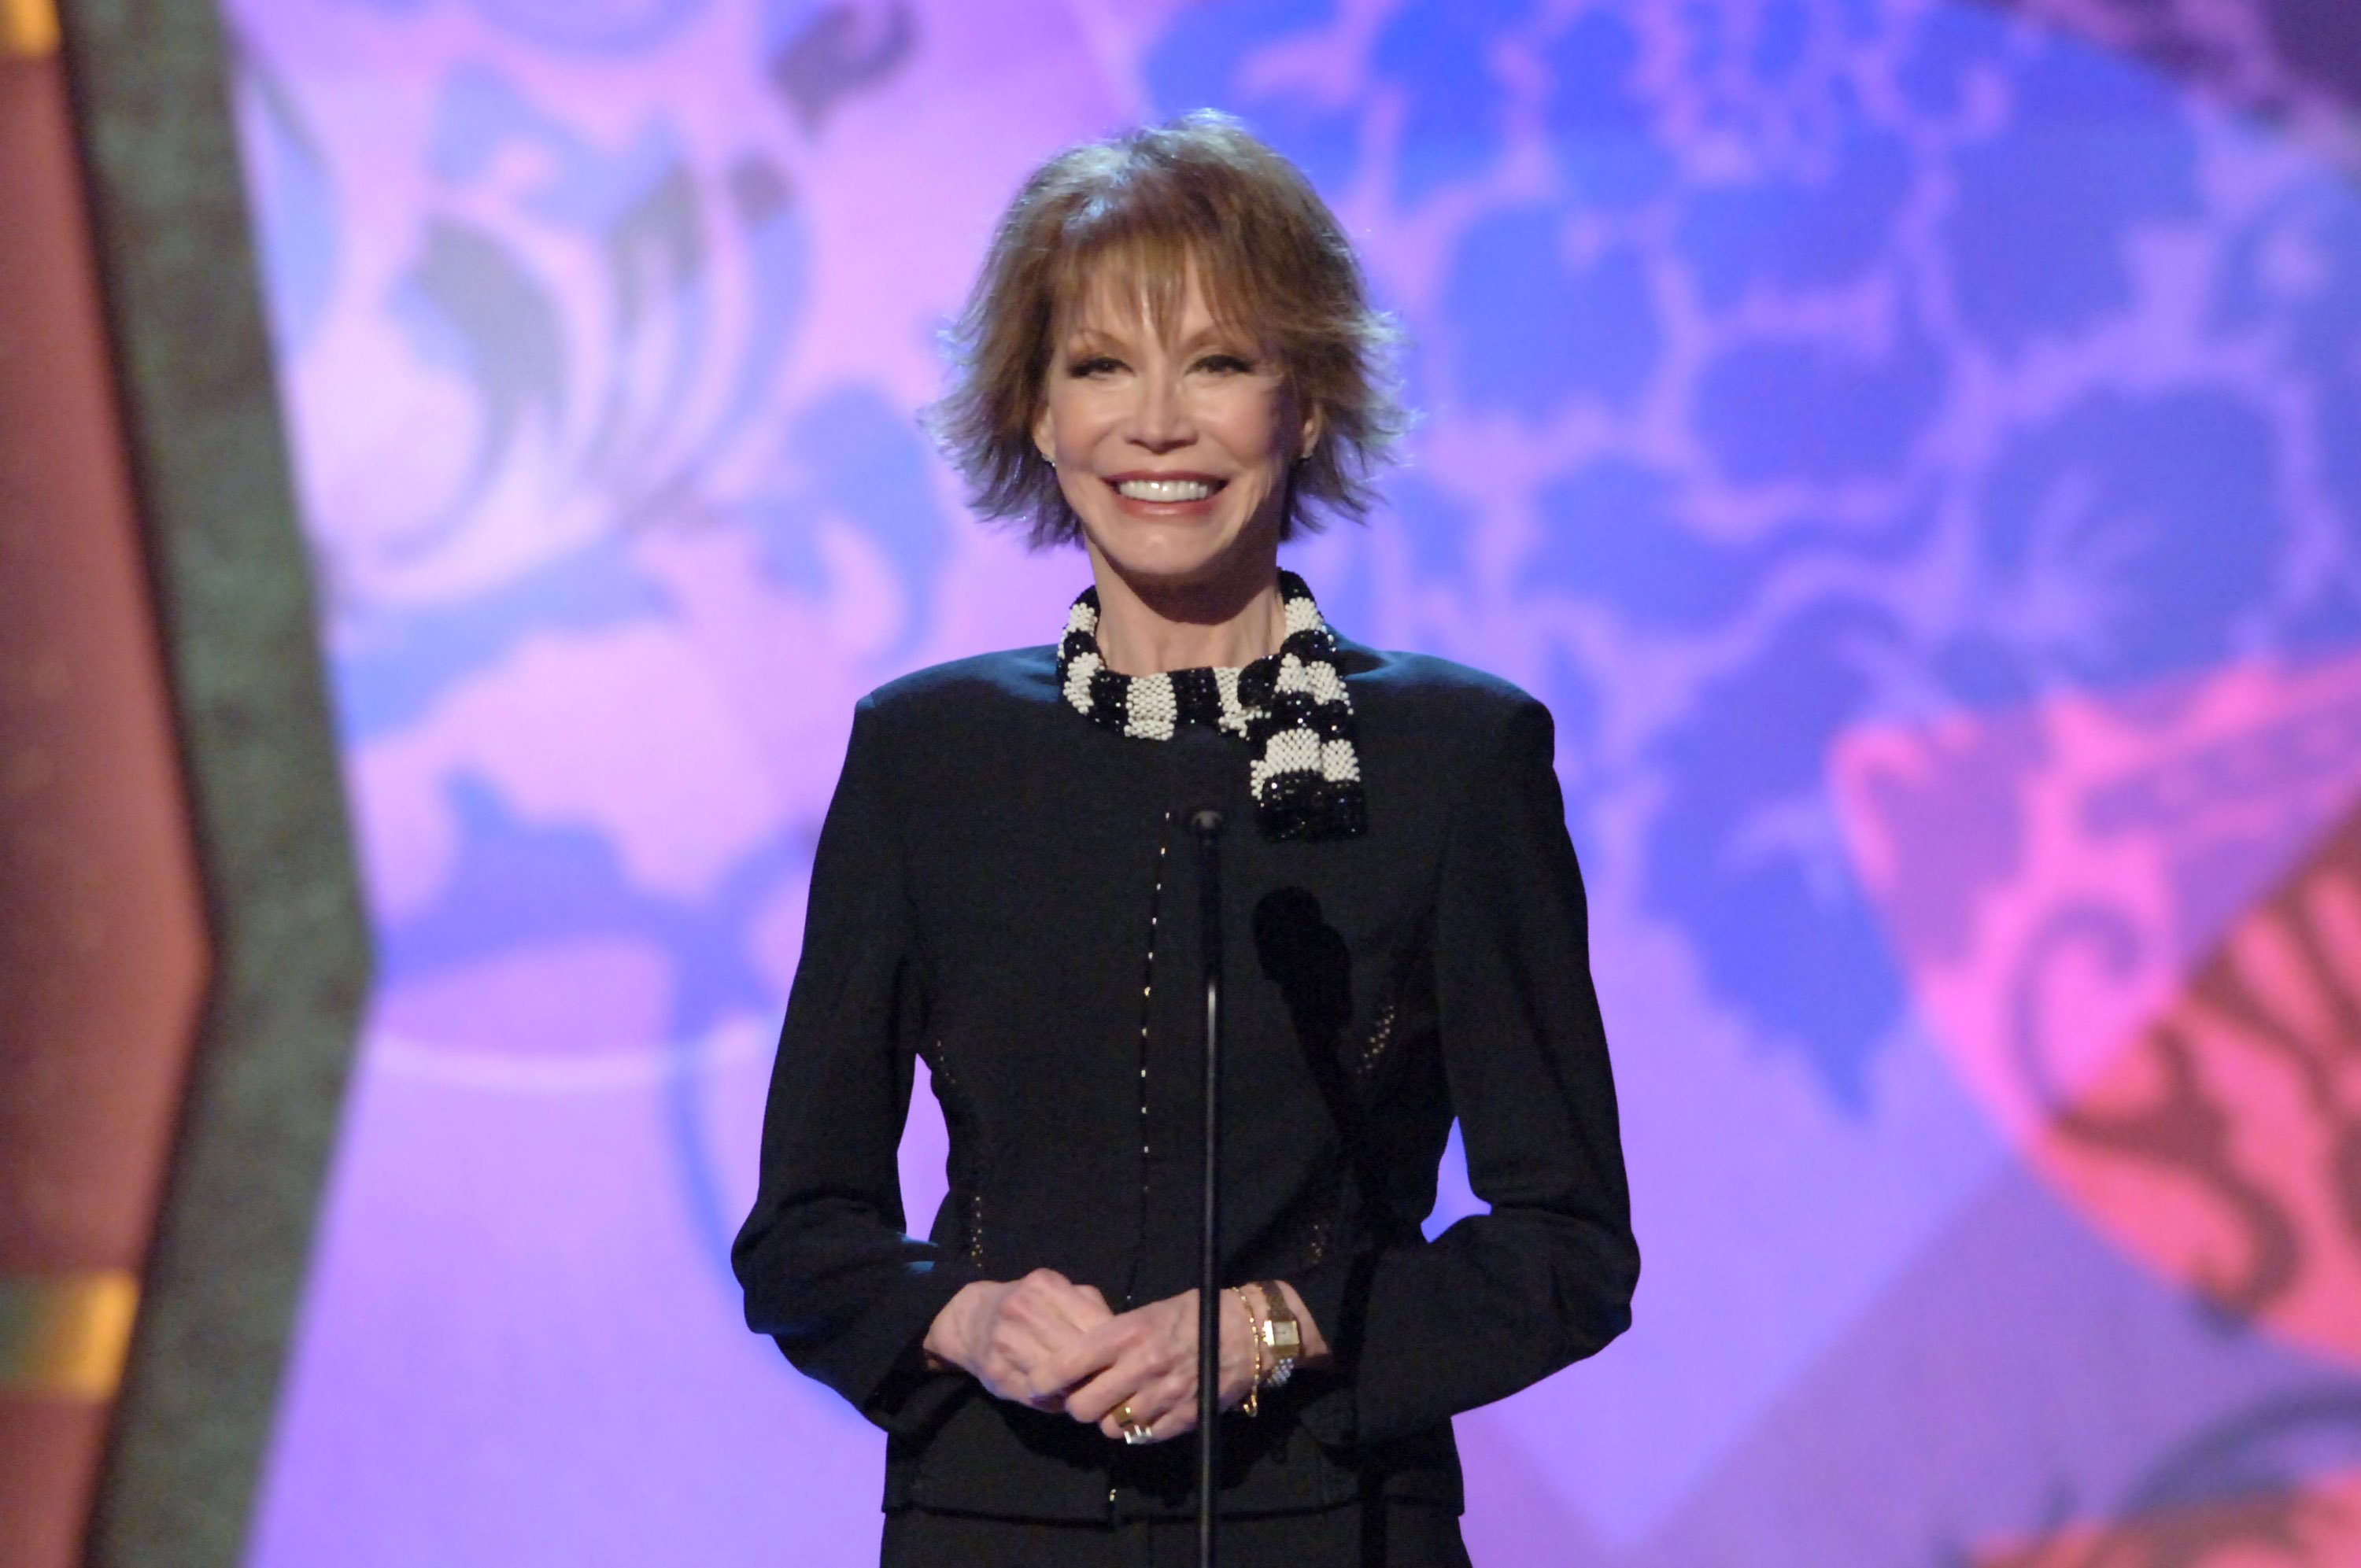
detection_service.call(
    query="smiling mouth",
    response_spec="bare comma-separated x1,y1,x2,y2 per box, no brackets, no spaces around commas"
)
1113,476,1223,503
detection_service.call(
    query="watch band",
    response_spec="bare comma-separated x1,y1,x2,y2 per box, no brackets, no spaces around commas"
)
1253,1281,1301,1389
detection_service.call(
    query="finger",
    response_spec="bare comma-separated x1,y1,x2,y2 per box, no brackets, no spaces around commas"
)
1067,1332,1188,1426
1018,1326,1117,1408
989,1324,1101,1407
1102,1375,1197,1444
973,1341,1055,1409
1101,1392,1166,1445
1047,1286,1114,1337
1042,1315,1143,1396
1062,1363,1143,1426
997,1288,1110,1378
1022,1277,1112,1339
1063,1337,1179,1426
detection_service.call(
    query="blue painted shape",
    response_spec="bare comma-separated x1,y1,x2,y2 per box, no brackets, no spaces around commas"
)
1385,471,1476,581
464,0,712,55
1443,207,1661,419
1679,129,1912,308
2281,569,2361,659
1373,0,1532,205
1975,390,2289,689
2214,190,2361,594
380,773,818,1271
1931,633,2037,710
1139,0,1330,108
430,65,689,239
1535,640,1607,833
694,155,811,462
1947,40,2201,355
2322,371,2361,559
1288,534,1377,652
238,51,340,355
1677,0,1731,72
1542,9,1672,210
768,386,949,659
334,539,672,741
1751,0,1810,79
2217,190,2361,364
1528,462,1765,630
392,216,571,522
1694,318,1945,485
1139,0,1360,195
1642,600,1912,1109
382,774,805,1040
1895,2,2009,119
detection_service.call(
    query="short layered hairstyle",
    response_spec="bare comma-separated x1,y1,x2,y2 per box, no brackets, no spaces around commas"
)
930,111,1408,549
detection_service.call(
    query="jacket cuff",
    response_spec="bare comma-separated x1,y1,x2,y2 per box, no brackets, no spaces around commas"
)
826,1257,988,1439
1274,1249,1376,1448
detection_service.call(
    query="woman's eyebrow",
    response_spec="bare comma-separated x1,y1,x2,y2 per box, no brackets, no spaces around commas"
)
1058,319,1262,358
1059,322,1135,355
1177,315,1265,352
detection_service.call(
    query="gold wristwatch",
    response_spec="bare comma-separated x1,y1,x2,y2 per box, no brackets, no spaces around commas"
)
1253,1281,1300,1388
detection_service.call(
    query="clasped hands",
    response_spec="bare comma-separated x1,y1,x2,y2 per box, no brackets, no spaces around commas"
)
922,1270,1258,1444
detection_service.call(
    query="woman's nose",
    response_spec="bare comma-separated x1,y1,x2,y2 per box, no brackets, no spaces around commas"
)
1127,372,1193,452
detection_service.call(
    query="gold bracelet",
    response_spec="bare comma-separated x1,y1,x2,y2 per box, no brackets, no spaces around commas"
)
1230,1285,1264,1418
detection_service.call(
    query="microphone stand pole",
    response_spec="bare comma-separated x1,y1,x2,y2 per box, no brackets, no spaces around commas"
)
1189,808,1227,1568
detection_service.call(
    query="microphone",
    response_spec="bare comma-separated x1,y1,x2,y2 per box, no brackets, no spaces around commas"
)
1189,806,1225,1566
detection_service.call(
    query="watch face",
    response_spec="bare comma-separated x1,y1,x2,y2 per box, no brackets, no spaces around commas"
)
1268,1321,1301,1354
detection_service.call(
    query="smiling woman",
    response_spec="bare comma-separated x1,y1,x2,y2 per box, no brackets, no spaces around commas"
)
1030,275,1313,673
731,111,1638,1566
932,113,1403,559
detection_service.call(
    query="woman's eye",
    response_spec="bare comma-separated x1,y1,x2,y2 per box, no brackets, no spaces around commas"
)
1196,353,1253,374
1070,355,1124,377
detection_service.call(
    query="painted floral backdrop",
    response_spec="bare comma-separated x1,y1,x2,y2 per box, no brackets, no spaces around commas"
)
224,0,2361,1562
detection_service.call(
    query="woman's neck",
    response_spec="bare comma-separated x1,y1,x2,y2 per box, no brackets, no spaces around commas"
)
1084,550,1286,676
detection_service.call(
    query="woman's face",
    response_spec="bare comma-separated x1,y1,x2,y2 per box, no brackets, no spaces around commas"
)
1033,263,1313,595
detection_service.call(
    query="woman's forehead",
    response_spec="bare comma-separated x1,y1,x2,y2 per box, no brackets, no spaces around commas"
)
1055,250,1262,342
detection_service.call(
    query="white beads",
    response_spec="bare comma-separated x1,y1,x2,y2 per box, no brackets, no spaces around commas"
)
1055,574,1365,837
1063,650,1102,712
1123,672,1178,740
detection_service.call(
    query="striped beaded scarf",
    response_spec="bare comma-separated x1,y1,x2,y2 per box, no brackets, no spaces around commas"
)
1056,571,1367,842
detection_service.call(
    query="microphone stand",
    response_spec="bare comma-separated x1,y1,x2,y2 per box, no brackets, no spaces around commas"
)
1189,807,1226,1568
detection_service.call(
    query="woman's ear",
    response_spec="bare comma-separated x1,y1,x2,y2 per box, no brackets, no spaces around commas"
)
1299,401,1325,462
1033,403,1058,468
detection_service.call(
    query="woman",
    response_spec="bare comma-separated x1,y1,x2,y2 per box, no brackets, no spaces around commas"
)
733,112,1638,1565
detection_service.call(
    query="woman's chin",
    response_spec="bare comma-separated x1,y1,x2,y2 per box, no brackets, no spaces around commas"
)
1084,520,1277,599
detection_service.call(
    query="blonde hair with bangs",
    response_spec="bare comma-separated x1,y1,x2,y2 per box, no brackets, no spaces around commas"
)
930,111,1408,550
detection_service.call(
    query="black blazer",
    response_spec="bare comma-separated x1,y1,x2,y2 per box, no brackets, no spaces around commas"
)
732,637,1638,1522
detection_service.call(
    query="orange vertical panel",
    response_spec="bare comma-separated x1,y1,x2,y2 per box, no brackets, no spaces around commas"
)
0,24,213,1568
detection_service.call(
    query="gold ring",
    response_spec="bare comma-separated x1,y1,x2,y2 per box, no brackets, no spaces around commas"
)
1117,1402,1152,1444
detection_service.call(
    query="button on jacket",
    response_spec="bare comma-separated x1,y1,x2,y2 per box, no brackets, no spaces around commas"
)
732,636,1639,1522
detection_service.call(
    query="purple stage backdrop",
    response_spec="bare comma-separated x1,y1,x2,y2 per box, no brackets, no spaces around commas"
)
220,1,2361,1562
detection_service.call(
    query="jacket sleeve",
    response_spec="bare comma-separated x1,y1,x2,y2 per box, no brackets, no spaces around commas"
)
731,695,982,1435
1291,695,1639,1445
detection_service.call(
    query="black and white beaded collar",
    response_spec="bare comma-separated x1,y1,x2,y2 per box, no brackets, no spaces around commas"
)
1056,571,1367,842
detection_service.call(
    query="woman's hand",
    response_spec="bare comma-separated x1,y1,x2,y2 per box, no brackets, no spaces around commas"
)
922,1270,1113,1411
1053,1288,1261,1444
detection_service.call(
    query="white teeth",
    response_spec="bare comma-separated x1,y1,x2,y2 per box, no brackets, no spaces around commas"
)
1117,478,1217,502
